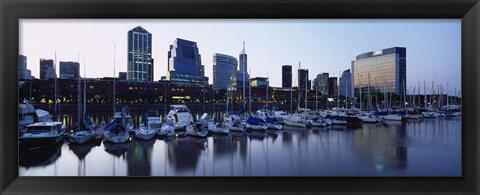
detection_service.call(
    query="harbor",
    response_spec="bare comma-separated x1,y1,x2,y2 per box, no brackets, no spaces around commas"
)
18,20,462,177
19,112,461,176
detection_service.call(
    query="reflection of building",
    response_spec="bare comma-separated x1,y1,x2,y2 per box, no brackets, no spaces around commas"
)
213,53,238,91
19,55,32,80
60,61,80,79
352,47,406,96
250,77,269,87
339,69,352,98
128,26,153,81
167,138,204,172
127,139,154,176
40,58,56,80
167,38,206,85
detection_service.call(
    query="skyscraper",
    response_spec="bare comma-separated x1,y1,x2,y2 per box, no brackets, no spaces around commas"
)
127,26,153,81
19,55,32,80
351,47,406,96
313,73,329,95
339,69,352,98
328,77,338,98
298,69,309,91
59,61,80,79
236,42,250,88
213,53,238,91
40,58,55,80
282,65,292,88
167,38,205,85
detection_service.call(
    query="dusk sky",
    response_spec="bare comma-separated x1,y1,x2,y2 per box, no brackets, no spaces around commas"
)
20,19,461,95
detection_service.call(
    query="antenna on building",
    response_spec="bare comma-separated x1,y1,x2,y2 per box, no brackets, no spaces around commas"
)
243,41,245,53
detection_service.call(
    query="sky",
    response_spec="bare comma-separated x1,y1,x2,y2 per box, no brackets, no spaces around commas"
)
20,19,461,95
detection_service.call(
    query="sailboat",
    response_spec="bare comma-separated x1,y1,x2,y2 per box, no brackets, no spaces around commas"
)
135,80,157,141
69,58,97,144
103,46,130,144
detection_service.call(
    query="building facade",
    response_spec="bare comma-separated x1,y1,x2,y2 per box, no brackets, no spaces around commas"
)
127,26,153,81
313,73,329,96
236,42,250,88
250,77,269,87
19,55,32,80
40,58,55,80
351,47,406,96
167,38,206,85
298,69,309,91
327,77,338,98
213,53,238,91
59,61,80,79
282,65,292,88
339,69,352,98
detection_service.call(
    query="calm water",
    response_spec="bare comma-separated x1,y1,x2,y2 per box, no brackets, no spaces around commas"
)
19,117,461,176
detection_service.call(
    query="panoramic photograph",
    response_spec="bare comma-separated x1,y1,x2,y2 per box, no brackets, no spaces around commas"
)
18,19,461,176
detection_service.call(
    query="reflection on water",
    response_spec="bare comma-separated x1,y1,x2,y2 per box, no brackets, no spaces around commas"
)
19,117,461,176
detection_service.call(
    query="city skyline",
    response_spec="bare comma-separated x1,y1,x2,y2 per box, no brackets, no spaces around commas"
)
20,19,461,95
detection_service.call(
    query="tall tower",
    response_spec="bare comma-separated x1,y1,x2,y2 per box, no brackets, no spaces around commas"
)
236,41,250,88
127,26,153,81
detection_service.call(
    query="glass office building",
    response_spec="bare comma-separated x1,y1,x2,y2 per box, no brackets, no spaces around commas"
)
167,38,206,85
19,55,32,80
59,61,80,79
127,26,153,81
352,47,406,96
213,53,238,91
339,69,352,98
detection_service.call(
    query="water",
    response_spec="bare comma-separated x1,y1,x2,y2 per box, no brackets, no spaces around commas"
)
19,117,461,176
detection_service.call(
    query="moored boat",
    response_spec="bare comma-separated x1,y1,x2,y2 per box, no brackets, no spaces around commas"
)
20,122,64,151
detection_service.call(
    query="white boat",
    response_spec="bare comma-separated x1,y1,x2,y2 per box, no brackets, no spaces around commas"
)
358,113,381,123
165,105,194,130
186,124,209,137
307,119,326,127
246,116,268,130
283,114,308,128
224,115,247,132
114,108,135,133
20,122,64,151
208,122,230,134
383,114,403,121
135,123,157,140
146,110,162,131
158,119,176,137
69,130,97,144
325,119,347,126
103,120,130,144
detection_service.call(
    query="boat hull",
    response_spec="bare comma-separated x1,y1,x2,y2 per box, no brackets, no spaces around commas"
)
69,131,97,144
20,134,63,151
103,132,130,143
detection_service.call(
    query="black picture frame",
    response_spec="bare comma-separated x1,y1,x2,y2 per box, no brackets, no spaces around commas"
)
1,0,479,194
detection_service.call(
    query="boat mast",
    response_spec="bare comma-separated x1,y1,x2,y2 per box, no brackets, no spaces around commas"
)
266,73,269,111
367,72,371,111
297,62,301,112
77,52,81,124
359,72,362,111
242,41,246,114
83,58,87,119
249,68,251,114
305,71,308,110
113,45,116,115
54,51,58,120
337,71,339,108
